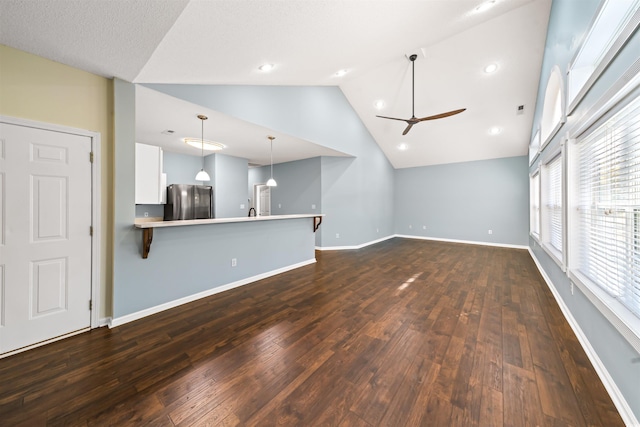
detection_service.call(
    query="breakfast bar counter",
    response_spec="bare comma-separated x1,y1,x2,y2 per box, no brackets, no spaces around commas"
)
134,214,324,259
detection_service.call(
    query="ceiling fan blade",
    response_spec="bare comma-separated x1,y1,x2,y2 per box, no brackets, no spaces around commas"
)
402,122,415,135
376,115,409,122
416,108,466,122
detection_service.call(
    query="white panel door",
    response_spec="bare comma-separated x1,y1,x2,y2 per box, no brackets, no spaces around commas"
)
255,184,271,216
0,123,92,355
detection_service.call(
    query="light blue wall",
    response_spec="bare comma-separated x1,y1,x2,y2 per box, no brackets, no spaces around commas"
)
320,154,395,247
113,79,137,315
113,82,317,319
269,157,321,216
530,0,640,421
164,151,207,186
142,85,359,156
115,218,315,317
394,156,529,246
214,153,249,218
145,84,395,247
135,204,163,218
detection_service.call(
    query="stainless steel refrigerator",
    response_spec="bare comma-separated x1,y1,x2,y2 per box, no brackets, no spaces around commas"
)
164,184,213,220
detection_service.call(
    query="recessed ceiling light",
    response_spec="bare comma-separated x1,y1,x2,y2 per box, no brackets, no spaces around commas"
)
374,100,386,110
489,126,502,135
258,63,275,72
334,69,349,77
183,137,225,151
484,63,498,73
475,0,496,13
398,143,409,151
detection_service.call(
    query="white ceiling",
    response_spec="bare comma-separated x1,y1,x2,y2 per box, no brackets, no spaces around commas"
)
0,0,552,168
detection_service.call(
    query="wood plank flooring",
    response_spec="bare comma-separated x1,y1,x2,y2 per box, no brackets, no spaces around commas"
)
0,238,625,426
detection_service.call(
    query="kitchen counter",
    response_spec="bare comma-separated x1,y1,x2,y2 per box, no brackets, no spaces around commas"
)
134,214,324,258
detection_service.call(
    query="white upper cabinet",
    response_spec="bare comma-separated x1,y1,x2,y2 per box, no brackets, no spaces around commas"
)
135,143,166,204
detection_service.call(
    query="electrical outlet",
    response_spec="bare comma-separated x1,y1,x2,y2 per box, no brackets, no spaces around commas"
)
422,225,426,230
409,225,412,229
231,258,237,267
311,204,316,210
144,212,149,217
336,233,340,238
240,204,245,209
488,230,493,235
376,228,379,233
278,203,282,208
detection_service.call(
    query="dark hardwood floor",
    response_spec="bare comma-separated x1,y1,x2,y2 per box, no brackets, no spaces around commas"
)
0,238,624,426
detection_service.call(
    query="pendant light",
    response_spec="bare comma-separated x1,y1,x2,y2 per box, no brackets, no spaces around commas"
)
266,135,277,187
194,114,210,182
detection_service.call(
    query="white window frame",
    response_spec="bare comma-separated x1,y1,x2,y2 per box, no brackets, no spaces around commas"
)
540,143,565,270
529,127,541,165
566,0,640,115
530,169,540,241
567,81,640,354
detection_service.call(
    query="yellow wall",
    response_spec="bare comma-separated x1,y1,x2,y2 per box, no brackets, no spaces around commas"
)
0,44,114,318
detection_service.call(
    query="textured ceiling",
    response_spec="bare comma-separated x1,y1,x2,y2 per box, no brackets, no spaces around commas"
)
0,0,189,81
0,0,552,168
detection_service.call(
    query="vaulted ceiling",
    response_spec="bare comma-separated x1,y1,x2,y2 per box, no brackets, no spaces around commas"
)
0,0,552,168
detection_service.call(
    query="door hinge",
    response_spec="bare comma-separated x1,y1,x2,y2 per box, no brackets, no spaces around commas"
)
89,152,94,163
89,300,93,310
90,226,93,236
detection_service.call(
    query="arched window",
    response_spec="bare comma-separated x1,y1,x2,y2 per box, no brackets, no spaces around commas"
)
540,67,565,148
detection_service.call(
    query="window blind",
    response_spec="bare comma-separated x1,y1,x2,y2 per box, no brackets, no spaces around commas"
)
574,94,640,317
544,155,563,254
530,172,540,237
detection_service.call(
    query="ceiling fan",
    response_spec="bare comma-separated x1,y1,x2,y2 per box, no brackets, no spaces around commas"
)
377,54,466,135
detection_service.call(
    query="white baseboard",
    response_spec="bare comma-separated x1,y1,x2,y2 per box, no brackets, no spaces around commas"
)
528,249,639,427
316,234,527,251
316,234,395,251
109,258,317,328
395,234,528,250
98,317,111,328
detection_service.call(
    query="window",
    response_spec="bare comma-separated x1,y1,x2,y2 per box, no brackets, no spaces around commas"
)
541,153,563,264
530,171,540,239
540,67,565,147
571,93,640,318
567,0,640,113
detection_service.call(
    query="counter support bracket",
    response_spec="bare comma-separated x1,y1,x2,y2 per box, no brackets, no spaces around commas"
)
142,228,153,259
313,216,322,232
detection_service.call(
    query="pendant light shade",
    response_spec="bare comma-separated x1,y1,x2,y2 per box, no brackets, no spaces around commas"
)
195,169,210,181
195,114,210,182
267,135,277,187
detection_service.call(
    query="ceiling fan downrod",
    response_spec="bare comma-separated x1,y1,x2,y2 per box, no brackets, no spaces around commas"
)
410,54,417,119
